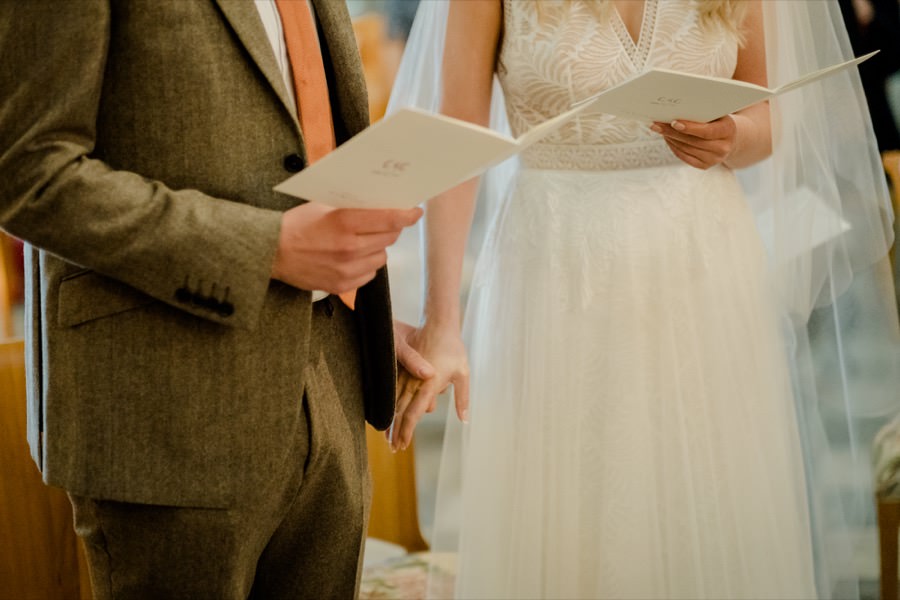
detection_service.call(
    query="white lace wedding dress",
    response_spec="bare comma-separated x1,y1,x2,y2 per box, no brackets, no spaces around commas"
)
447,1,818,598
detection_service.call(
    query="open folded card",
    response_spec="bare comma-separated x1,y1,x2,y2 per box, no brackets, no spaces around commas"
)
574,50,876,123
274,51,876,210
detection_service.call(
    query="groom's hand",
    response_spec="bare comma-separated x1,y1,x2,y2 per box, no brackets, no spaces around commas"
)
271,203,423,293
395,319,436,382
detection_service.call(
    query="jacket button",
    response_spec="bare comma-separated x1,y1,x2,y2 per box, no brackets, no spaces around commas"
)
283,153,304,173
199,295,218,311
218,302,235,317
175,287,191,304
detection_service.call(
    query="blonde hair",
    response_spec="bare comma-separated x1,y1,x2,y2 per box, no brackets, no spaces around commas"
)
532,1,749,43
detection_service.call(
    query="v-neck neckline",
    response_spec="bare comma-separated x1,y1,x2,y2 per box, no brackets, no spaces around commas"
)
612,1,645,47
611,0,657,68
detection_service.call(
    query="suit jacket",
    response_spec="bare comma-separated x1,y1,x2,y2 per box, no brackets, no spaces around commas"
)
0,0,396,508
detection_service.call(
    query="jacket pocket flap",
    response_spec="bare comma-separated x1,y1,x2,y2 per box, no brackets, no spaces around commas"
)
58,271,155,328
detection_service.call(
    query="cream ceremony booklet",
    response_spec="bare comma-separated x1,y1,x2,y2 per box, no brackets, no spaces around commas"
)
274,51,876,209
273,103,589,210
577,50,877,123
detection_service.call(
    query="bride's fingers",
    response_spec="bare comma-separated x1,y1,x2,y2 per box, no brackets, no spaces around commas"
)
664,138,723,169
668,117,735,141
658,129,731,158
652,123,732,156
454,376,470,423
667,142,714,170
652,118,734,142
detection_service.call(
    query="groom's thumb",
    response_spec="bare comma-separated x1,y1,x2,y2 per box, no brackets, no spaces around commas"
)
397,342,435,380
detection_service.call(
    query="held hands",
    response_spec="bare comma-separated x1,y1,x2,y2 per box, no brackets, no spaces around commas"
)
394,319,436,383
651,115,737,170
271,203,422,293
389,322,470,452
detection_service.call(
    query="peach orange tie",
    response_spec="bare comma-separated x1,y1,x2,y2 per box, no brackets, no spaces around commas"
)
275,0,335,163
275,0,355,309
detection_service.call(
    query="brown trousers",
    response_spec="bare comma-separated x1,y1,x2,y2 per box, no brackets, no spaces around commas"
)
70,298,371,599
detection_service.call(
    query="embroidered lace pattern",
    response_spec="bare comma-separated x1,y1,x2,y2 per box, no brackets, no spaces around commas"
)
521,140,680,170
498,0,739,171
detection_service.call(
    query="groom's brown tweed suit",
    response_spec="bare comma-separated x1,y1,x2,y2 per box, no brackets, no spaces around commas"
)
0,1,396,597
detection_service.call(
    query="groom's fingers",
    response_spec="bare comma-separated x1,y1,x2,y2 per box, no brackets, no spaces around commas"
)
392,375,433,450
397,343,436,380
391,372,420,449
393,375,469,451
397,394,431,451
395,379,439,451
389,371,416,445
393,320,436,380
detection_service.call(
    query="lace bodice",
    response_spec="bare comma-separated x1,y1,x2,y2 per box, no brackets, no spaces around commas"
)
498,0,739,170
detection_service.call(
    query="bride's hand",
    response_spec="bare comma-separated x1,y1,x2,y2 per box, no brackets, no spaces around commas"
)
389,321,470,452
651,115,737,170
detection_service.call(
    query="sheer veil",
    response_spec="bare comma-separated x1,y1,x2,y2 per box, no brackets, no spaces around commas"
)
385,1,514,332
387,1,900,598
741,2,899,596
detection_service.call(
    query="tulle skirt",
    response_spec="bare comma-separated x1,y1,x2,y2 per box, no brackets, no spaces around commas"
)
437,163,818,599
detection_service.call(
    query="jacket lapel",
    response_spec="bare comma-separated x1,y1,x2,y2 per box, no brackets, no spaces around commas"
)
213,0,299,125
310,0,370,138
214,0,369,145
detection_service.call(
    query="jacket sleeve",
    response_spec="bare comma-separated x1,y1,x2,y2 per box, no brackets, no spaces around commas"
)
0,0,285,330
